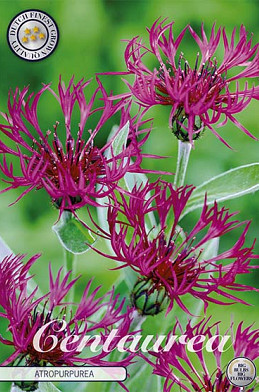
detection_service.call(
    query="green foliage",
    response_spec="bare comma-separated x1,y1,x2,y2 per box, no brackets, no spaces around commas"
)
182,163,259,218
108,122,129,157
38,383,62,392
52,211,95,254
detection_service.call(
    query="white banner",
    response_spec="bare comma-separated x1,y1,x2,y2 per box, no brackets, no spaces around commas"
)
0,367,127,382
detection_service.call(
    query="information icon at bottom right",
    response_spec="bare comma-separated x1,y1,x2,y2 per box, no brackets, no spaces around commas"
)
226,357,256,388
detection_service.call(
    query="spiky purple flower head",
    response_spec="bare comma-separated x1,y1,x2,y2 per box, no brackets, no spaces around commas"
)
94,180,258,315
0,253,134,369
145,317,259,392
0,77,151,213
114,18,259,146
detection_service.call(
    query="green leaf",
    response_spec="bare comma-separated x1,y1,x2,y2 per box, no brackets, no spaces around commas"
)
124,170,148,191
52,211,95,254
57,383,86,392
182,163,259,219
111,122,130,156
106,122,130,160
200,237,219,260
39,383,62,392
96,196,110,243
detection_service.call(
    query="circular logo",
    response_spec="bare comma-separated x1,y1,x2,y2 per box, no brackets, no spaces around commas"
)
226,357,256,387
7,9,59,61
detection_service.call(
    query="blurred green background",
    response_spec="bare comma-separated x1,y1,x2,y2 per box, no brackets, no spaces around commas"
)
0,0,258,391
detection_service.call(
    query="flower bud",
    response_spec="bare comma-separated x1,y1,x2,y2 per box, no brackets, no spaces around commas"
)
171,107,204,142
131,278,169,316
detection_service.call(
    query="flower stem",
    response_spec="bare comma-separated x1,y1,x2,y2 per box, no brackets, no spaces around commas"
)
64,248,74,275
64,249,77,311
173,140,192,188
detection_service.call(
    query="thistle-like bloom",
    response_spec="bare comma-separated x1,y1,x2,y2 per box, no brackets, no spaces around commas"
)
0,77,150,212
145,317,259,392
0,253,134,369
95,181,258,315
115,19,259,146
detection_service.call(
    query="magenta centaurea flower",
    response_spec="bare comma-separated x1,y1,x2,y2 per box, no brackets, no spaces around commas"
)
144,317,259,392
0,253,134,368
94,181,258,315
113,19,259,146
0,77,151,213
